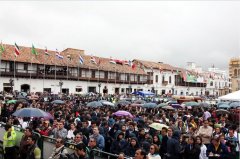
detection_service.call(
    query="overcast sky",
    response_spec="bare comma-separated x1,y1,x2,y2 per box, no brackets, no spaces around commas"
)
0,1,239,71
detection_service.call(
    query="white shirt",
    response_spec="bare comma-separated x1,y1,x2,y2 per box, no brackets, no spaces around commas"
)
148,153,161,159
67,129,75,139
199,144,208,159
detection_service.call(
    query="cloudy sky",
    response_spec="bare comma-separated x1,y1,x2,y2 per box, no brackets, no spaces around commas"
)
0,1,239,71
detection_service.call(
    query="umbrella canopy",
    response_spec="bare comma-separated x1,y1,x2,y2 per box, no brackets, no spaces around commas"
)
113,110,133,118
134,100,146,104
229,102,240,108
183,102,200,107
171,104,183,109
7,99,17,104
51,100,65,104
168,101,178,105
13,108,53,119
162,106,174,110
115,100,131,106
218,104,230,109
199,102,210,107
86,101,103,108
216,109,230,115
142,103,157,108
99,100,115,107
217,102,230,108
157,103,168,107
149,123,168,131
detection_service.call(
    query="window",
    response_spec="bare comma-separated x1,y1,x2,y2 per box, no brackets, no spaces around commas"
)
91,70,95,78
104,72,108,79
10,61,14,72
75,88,82,92
155,75,158,83
162,75,165,83
210,81,213,86
24,63,28,70
169,76,172,84
234,69,237,76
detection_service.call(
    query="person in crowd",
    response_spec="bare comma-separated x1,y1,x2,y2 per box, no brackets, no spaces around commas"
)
48,138,68,159
225,128,239,159
203,108,211,120
160,127,168,158
36,120,51,136
148,144,161,159
67,123,77,140
134,148,148,159
166,130,181,159
117,152,125,159
152,135,161,148
125,137,140,157
3,123,17,159
64,143,89,159
87,137,99,159
90,127,105,150
196,120,213,147
19,127,33,159
212,126,222,137
207,135,228,159
25,135,41,159
51,121,68,139
175,120,186,134
110,131,128,155
195,136,208,159
184,136,201,159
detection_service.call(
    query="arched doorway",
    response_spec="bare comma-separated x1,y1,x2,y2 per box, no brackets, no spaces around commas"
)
21,84,30,93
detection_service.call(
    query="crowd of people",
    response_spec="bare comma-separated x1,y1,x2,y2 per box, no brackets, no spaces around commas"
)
0,92,239,159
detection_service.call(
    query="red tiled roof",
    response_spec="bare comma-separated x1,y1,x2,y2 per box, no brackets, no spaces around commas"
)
133,59,177,71
1,44,146,75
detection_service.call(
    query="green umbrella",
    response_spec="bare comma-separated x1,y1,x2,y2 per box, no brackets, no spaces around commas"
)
157,103,168,107
183,102,200,107
7,99,17,104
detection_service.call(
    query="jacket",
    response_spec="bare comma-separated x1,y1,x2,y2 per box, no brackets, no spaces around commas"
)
184,144,201,159
3,127,17,152
206,143,228,159
167,131,181,159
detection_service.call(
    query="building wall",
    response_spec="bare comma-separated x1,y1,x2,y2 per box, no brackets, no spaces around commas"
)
229,57,240,92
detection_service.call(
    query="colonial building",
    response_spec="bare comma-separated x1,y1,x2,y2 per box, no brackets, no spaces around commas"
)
229,57,240,92
0,44,148,94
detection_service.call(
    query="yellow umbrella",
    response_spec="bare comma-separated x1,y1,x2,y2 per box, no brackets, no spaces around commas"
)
149,123,168,131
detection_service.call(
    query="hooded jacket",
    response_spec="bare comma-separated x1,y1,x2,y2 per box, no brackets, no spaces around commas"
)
110,131,128,155
167,130,181,159
124,137,140,157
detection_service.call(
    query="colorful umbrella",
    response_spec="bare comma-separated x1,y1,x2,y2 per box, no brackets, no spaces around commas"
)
149,123,168,131
113,110,133,118
7,99,17,104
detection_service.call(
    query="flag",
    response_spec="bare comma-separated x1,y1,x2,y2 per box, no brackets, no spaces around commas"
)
124,60,129,65
0,42,5,54
110,57,116,64
31,44,38,55
132,64,136,70
56,49,63,59
90,56,97,64
14,43,20,56
128,60,133,67
45,47,50,55
79,55,84,64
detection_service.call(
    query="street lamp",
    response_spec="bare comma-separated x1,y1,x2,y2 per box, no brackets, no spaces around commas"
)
59,80,63,94
98,83,101,94
9,78,14,94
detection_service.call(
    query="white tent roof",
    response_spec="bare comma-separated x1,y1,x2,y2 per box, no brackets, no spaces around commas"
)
218,90,240,101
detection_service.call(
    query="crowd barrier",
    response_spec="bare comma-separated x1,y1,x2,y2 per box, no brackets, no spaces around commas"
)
0,122,130,159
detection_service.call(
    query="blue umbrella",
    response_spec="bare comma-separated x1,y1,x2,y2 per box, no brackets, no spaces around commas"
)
87,101,103,108
51,100,65,104
142,103,157,108
229,102,240,108
171,104,183,109
12,108,53,119
218,104,230,109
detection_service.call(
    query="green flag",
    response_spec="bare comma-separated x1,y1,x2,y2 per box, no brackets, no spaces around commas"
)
0,42,5,54
31,44,38,55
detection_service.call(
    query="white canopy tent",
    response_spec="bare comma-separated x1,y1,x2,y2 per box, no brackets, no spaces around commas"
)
218,90,240,101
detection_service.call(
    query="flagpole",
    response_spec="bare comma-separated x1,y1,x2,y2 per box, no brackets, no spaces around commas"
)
43,51,46,91
0,53,2,77
67,58,69,80
78,63,80,81
14,56,16,92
